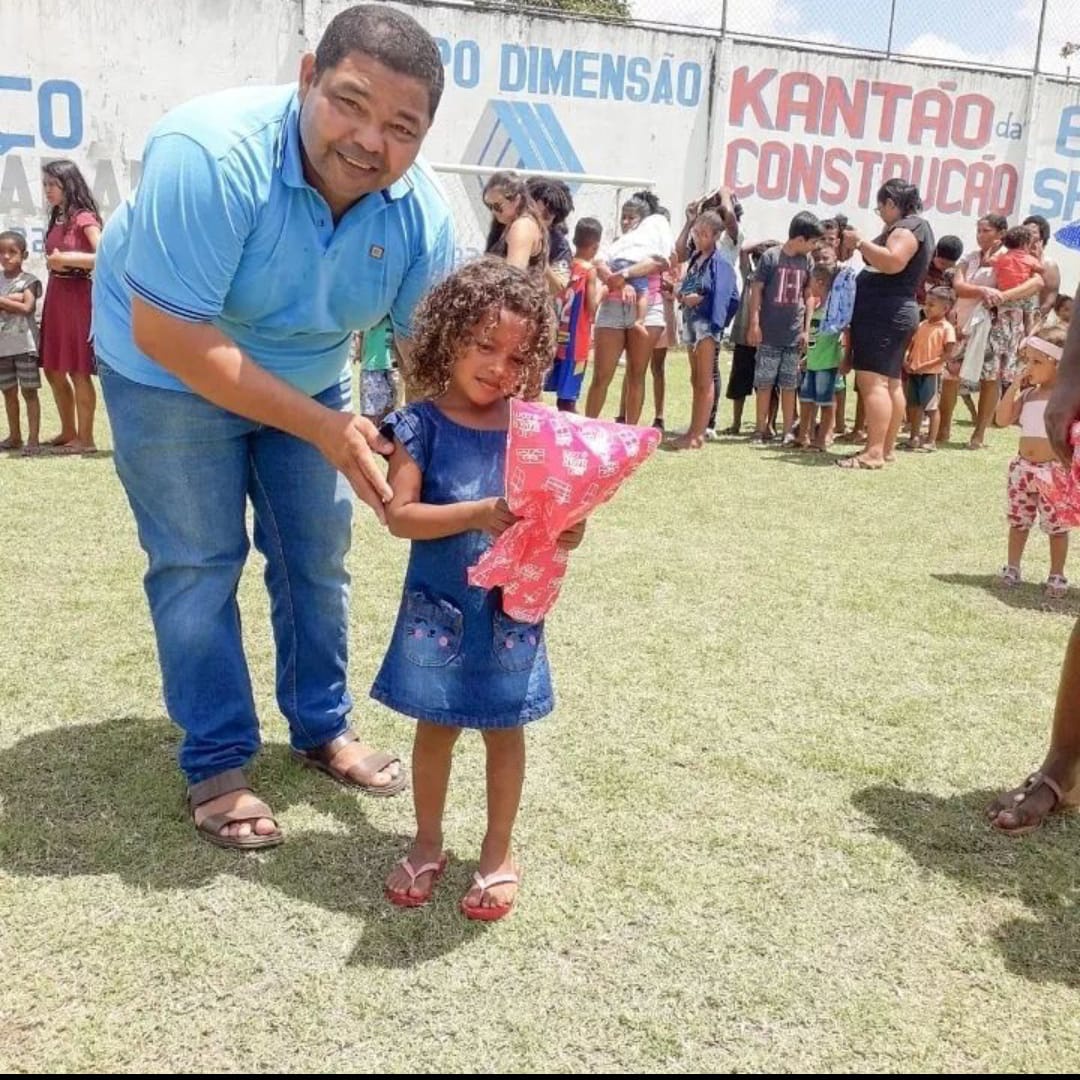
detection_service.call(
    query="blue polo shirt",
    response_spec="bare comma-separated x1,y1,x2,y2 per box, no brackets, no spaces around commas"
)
92,84,455,395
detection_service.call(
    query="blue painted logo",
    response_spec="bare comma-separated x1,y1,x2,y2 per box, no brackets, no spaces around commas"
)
464,100,583,228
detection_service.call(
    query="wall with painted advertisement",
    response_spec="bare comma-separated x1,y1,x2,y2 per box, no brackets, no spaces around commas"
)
6,0,1080,291
319,0,716,260
2,0,302,277
1024,79,1080,279
709,43,1037,263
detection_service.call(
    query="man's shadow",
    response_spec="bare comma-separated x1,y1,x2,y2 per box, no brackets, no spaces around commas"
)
0,715,481,968
853,785,1080,987
932,572,1080,616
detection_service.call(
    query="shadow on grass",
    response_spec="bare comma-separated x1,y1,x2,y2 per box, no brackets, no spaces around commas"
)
0,715,482,967
853,785,1080,988
765,449,842,468
932,572,1080,616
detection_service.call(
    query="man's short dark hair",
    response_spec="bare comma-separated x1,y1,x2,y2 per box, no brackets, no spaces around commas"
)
789,211,824,241
1024,214,1051,245
935,235,964,262
315,4,444,118
573,217,602,248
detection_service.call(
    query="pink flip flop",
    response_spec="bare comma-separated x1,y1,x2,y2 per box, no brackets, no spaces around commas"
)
460,869,522,922
385,853,448,908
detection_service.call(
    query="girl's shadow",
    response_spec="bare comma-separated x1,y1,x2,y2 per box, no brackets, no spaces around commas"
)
932,572,1080,616
0,715,481,967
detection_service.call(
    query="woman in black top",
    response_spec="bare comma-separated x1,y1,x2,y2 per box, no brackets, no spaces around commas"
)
483,171,547,279
838,179,934,470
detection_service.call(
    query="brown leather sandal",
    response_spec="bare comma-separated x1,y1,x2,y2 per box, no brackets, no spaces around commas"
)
187,768,283,850
292,730,408,798
989,771,1068,837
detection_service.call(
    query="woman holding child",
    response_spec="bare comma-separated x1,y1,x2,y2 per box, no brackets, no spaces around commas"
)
584,191,673,425
946,215,1044,450
838,179,934,470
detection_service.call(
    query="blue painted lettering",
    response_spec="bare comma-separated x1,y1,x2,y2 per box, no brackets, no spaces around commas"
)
540,48,573,96
651,59,673,105
677,63,702,107
1057,106,1080,159
500,45,527,92
626,57,650,103
38,80,82,150
599,54,626,101
573,51,599,98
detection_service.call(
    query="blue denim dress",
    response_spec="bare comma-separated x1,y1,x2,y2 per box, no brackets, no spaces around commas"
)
371,401,554,729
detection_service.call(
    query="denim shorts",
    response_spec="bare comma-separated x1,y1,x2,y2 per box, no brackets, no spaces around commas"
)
754,345,800,391
799,367,839,406
595,295,666,331
682,316,721,349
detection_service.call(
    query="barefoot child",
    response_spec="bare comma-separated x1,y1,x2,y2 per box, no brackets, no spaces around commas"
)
0,231,43,452
995,325,1071,597
902,286,957,452
377,259,585,921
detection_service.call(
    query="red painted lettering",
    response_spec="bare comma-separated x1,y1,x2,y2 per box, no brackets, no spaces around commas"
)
882,152,910,182
821,77,867,139
951,93,993,149
730,66,775,128
820,148,851,205
991,163,1019,215
908,89,952,148
870,82,913,141
853,149,883,206
776,72,823,134
938,158,966,214
723,138,758,198
788,143,823,202
759,141,790,199
963,161,994,215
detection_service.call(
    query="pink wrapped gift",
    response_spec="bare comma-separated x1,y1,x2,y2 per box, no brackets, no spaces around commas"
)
1036,420,1080,527
468,400,661,622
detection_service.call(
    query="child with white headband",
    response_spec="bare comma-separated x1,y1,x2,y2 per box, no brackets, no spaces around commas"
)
994,325,1072,598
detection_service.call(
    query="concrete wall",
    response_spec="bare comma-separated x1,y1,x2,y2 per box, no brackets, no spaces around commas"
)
8,0,1080,283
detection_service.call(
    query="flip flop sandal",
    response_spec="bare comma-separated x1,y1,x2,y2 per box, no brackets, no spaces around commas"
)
385,854,449,908
461,869,522,922
990,771,1066,837
188,768,283,851
836,455,881,471
292,729,408,797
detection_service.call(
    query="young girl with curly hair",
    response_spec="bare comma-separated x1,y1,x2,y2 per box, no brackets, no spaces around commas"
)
376,258,584,921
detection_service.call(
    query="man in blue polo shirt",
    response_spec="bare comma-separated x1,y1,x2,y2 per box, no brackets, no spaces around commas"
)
93,5,454,849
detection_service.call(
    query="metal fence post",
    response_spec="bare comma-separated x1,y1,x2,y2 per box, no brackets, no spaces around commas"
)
1033,0,1049,73
885,0,897,58
720,0,728,36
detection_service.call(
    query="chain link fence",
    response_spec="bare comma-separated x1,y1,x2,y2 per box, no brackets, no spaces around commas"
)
628,0,1078,76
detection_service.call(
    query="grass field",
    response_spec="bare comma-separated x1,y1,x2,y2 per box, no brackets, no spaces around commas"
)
3,357,1080,1071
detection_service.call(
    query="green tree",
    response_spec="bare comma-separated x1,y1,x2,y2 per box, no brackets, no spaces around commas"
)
491,0,632,20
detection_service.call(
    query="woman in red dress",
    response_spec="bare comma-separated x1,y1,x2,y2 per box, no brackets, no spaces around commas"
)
40,160,101,454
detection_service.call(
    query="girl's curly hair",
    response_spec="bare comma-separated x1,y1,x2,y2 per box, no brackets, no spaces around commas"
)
406,257,557,401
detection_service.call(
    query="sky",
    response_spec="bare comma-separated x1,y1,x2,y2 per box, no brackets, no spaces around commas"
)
630,0,1079,76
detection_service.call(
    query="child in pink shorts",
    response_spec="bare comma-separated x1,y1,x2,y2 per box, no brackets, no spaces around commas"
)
994,325,1071,598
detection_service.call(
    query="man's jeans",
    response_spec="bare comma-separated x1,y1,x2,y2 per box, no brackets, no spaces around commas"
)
99,362,354,784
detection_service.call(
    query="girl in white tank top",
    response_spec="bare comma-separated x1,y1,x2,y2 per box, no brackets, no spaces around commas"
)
994,326,1071,597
